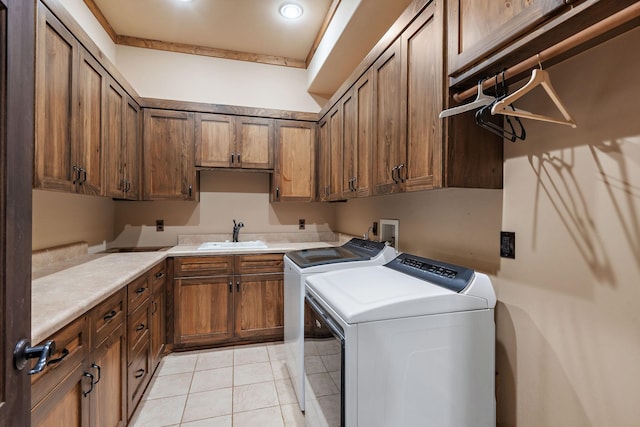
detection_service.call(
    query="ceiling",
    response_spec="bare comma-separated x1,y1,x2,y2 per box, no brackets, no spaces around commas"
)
85,0,413,98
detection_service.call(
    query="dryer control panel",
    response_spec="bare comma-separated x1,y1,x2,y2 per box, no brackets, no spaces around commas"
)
384,253,474,293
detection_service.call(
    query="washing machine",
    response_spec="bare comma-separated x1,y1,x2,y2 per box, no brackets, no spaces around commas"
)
283,238,397,410
304,252,497,427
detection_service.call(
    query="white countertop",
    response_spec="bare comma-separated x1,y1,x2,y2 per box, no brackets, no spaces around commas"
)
31,241,336,344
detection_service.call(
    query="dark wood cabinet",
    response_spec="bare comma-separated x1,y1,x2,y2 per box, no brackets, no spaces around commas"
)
446,0,566,77
272,120,316,202
372,38,405,196
150,262,167,369
351,70,374,198
173,254,284,348
142,109,196,201
235,116,275,169
316,105,342,202
317,117,330,202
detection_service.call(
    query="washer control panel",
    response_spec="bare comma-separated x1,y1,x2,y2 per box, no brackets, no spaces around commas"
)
384,253,474,293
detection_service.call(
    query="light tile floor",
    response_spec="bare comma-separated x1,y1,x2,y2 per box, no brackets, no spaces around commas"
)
129,342,305,427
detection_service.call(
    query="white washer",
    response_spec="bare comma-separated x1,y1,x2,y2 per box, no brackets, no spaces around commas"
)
284,238,397,411
304,253,497,427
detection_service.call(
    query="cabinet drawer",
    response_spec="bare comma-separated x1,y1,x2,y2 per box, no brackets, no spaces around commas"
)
127,340,151,419
128,301,150,361
236,253,284,274
127,273,151,314
31,316,90,408
91,289,125,349
150,260,167,293
174,256,233,277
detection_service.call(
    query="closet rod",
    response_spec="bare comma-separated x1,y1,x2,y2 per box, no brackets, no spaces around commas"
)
452,2,640,103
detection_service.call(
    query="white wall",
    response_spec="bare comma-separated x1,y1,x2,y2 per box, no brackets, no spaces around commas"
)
334,27,640,426
116,46,323,112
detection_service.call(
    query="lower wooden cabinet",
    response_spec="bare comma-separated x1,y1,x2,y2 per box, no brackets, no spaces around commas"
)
173,254,285,349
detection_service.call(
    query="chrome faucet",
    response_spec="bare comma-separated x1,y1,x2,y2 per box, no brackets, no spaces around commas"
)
232,219,244,242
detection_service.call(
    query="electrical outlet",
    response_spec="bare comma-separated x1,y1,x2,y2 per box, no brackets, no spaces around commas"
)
156,219,164,232
299,219,305,230
372,222,378,236
500,231,515,259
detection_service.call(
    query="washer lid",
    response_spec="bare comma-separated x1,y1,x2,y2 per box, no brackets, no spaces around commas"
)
305,265,496,324
285,238,387,268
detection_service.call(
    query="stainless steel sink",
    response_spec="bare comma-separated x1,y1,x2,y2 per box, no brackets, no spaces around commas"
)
197,240,268,251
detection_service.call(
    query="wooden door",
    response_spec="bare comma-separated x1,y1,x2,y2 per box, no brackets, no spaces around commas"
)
353,70,373,198
104,79,124,198
143,109,196,200
34,3,78,192
195,113,235,168
174,276,234,346
150,281,166,369
1,0,34,424
274,120,316,202
235,274,284,340
236,117,274,169
341,90,357,199
447,0,565,76
123,96,141,200
316,117,330,202
403,1,443,192
372,39,405,195
89,325,126,427
328,105,343,201
75,47,104,196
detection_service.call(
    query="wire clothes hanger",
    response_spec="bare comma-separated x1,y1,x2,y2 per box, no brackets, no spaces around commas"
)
476,71,526,142
439,77,494,118
491,54,577,128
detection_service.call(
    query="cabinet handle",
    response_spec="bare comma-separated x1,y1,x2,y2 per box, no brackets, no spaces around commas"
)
231,153,235,164
135,287,146,294
72,165,81,184
237,153,241,164
91,363,101,385
352,177,358,191
151,300,157,315
155,271,165,279
229,281,233,293
125,179,131,193
390,166,397,184
397,164,405,183
46,348,70,366
136,323,145,332
275,187,280,199
79,167,87,185
236,281,240,293
103,310,117,321
134,368,145,379
188,185,193,198
82,372,95,397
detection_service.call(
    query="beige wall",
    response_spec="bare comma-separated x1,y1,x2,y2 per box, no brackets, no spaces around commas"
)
111,171,337,247
335,27,640,427
32,190,115,252
115,45,324,112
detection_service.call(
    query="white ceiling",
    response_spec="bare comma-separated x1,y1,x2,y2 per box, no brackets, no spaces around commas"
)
90,0,414,98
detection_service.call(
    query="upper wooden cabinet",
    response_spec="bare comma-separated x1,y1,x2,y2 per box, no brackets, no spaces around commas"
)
195,114,274,170
317,105,343,201
272,120,316,202
447,0,566,77
143,109,197,201
105,78,141,200
34,5,104,196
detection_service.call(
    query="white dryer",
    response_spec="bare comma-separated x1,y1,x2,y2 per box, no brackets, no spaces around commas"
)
283,238,397,410
304,253,497,427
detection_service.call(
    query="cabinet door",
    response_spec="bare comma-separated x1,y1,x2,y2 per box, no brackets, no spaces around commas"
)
328,105,343,201
104,78,125,198
353,70,374,197
372,39,405,195
126,338,150,419
235,273,284,340
75,47,105,196
341,90,357,199
273,120,316,202
236,116,274,169
447,0,565,76
150,281,166,370
174,276,234,346
123,96,141,200
403,1,443,192
31,363,90,427
143,109,196,200
34,4,78,192
316,117,330,202
195,113,236,168
89,324,126,427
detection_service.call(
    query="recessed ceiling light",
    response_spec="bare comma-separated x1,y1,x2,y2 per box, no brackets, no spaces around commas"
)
279,3,303,19
179,0,193,2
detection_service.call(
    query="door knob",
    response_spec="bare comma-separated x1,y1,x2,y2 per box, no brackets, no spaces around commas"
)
13,339,56,375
